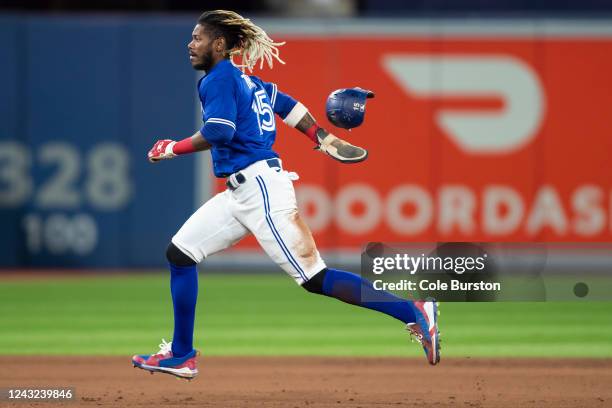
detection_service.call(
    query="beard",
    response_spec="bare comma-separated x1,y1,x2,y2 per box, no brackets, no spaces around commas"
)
192,47,214,71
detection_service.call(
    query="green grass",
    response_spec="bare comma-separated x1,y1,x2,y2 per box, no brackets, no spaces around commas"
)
1,273,611,357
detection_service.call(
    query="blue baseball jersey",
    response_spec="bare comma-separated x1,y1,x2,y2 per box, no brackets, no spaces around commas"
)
198,59,298,177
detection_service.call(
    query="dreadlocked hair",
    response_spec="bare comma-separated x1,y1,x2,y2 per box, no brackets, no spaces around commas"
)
198,10,285,72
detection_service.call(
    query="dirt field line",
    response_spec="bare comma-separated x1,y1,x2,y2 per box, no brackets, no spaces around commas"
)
1,356,611,407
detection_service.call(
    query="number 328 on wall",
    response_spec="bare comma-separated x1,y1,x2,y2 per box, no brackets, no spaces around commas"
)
0,141,131,210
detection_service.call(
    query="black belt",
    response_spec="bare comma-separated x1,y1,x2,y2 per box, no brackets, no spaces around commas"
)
225,159,281,191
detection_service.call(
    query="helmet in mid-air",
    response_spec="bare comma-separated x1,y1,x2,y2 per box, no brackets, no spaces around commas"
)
325,87,375,129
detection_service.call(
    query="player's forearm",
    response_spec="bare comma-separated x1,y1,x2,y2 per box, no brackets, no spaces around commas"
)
294,111,316,131
190,131,212,151
284,102,327,144
173,131,212,155
295,111,330,144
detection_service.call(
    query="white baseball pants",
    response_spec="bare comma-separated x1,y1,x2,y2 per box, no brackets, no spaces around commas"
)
171,159,326,284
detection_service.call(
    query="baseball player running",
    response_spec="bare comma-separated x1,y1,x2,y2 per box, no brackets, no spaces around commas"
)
132,10,440,379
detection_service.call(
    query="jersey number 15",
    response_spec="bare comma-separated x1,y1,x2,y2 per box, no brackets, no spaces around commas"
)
252,89,275,135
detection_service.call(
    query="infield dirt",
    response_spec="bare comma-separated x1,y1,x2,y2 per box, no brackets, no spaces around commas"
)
1,357,611,407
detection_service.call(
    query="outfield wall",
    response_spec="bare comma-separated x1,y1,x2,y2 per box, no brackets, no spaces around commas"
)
1,15,611,268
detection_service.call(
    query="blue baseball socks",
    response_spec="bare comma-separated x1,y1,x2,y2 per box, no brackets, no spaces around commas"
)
304,267,416,324
168,264,415,358
169,262,198,358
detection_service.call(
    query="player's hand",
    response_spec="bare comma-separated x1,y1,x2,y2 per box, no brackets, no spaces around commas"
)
148,139,177,163
316,132,368,164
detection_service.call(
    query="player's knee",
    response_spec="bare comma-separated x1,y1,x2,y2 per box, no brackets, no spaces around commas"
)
166,242,197,267
302,268,327,295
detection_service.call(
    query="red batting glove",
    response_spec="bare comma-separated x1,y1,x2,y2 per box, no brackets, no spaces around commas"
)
148,139,177,163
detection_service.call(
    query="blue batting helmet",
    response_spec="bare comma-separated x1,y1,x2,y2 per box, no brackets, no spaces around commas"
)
325,87,375,129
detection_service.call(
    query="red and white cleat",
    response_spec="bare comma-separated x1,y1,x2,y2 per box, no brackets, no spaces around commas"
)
132,339,198,379
407,300,440,365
